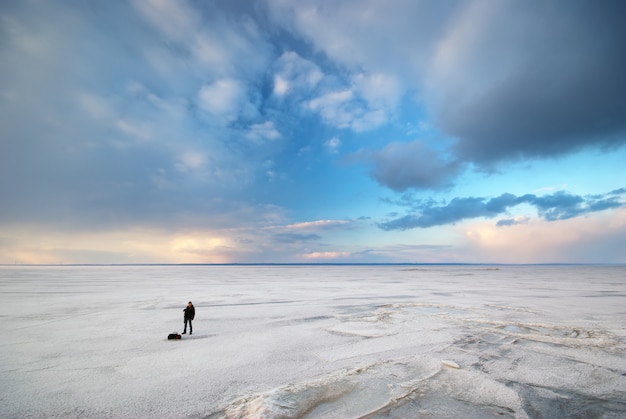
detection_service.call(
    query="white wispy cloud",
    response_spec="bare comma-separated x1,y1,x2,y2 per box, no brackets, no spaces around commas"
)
308,89,387,132
272,51,323,97
285,220,351,231
324,137,341,153
197,78,256,122
352,72,402,111
246,121,281,142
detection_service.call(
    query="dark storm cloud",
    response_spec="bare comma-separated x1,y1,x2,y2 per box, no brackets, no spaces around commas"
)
352,140,463,191
434,1,626,165
378,189,625,231
274,0,626,172
299,0,626,192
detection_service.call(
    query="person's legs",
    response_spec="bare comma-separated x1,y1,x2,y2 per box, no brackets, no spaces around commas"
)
189,319,192,335
183,318,188,334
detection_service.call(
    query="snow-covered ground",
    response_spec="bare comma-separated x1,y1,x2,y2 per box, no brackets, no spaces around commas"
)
1,265,625,418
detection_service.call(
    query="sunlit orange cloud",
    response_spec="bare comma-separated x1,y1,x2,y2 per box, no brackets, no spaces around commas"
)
3,208,624,264
0,226,242,264
0,227,155,265
459,208,626,263
168,233,250,264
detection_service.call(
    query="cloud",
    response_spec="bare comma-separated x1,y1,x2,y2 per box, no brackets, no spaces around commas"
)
324,137,341,153
273,233,321,244
116,119,153,142
1,0,625,264
269,0,626,182
379,189,625,231
266,0,449,77
354,140,463,191
270,51,401,133
133,0,271,78
460,207,626,264
305,78,399,132
272,51,323,97
0,0,283,233
175,151,207,173
285,220,352,231
246,121,281,142
352,72,403,111
496,216,530,228
307,89,354,127
607,187,626,196
132,0,199,42
427,1,626,165
197,78,259,122
520,191,623,221
299,251,351,261
379,196,500,230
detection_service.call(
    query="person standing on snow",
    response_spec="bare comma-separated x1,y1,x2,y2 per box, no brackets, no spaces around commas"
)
183,301,195,335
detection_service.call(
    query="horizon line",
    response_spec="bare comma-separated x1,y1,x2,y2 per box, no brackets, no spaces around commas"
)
2,262,625,267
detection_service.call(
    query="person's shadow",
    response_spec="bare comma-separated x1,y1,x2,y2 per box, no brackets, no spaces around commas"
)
181,334,215,340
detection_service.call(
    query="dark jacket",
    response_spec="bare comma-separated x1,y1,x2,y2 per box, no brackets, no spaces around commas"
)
184,305,195,320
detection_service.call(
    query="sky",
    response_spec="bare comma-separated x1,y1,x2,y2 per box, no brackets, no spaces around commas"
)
1,0,626,264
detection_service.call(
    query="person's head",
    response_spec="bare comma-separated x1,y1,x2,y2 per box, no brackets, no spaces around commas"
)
188,301,192,306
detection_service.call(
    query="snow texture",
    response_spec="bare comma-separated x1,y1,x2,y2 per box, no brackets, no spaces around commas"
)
0,265,625,418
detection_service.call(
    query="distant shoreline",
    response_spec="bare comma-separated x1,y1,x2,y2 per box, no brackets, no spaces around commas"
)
2,263,625,267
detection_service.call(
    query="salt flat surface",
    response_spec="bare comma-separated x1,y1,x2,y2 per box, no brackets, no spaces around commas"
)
0,265,625,418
